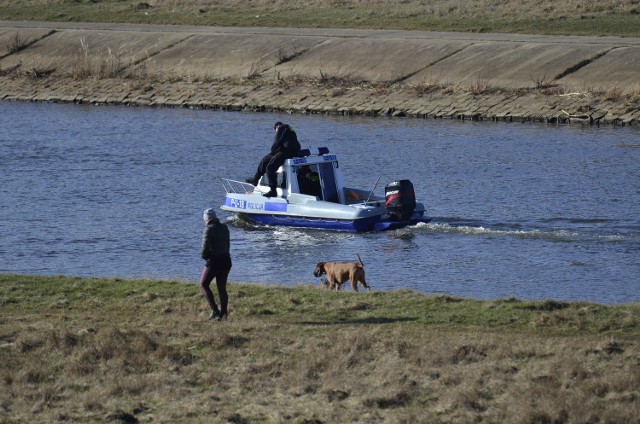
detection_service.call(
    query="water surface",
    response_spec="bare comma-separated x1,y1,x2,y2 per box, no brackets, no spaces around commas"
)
1,101,638,303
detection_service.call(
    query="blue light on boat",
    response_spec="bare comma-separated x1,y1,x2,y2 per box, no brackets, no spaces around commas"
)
295,149,311,157
294,147,329,158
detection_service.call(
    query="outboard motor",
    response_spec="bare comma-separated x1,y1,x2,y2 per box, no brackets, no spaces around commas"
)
385,180,417,221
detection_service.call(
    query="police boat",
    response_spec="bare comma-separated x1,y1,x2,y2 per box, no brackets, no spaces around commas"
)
220,147,431,232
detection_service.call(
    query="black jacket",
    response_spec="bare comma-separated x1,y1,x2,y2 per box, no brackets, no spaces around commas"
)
270,124,300,157
201,221,230,260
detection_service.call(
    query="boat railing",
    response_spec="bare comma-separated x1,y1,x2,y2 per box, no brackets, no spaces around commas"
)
352,200,385,208
221,178,255,194
344,188,384,207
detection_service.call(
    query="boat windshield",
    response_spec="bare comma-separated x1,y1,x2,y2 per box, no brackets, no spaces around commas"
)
295,161,340,203
318,162,340,203
296,164,322,198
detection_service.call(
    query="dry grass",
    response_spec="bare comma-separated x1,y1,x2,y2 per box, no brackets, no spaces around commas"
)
600,84,640,104
70,37,146,80
1,274,638,423
626,85,640,103
469,78,490,96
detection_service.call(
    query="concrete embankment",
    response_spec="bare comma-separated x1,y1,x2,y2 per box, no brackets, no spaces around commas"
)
1,21,639,125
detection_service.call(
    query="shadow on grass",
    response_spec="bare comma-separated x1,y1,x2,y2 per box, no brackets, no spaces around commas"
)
299,316,417,325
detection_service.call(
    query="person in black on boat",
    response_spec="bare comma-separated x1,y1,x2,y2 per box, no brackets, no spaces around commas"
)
249,122,300,197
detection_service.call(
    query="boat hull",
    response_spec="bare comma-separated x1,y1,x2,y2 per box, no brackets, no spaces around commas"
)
223,193,430,232
238,212,380,232
237,212,430,232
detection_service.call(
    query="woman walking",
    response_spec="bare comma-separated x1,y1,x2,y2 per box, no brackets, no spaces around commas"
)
199,208,232,321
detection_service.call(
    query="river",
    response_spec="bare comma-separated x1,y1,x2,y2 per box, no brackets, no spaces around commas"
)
1,101,638,304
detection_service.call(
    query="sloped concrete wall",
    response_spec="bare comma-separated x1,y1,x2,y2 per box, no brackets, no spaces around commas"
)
1,21,638,125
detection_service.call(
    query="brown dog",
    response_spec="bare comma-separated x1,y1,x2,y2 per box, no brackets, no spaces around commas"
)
313,254,370,292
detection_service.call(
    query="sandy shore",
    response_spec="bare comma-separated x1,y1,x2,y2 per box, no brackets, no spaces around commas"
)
1,21,639,125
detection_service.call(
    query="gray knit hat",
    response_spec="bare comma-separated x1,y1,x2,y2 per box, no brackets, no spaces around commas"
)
203,208,217,223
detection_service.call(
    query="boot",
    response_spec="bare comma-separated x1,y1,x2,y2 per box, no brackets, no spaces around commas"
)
246,174,260,186
263,188,278,197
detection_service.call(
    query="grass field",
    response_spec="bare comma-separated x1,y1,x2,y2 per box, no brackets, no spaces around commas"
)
1,2,639,421
1,0,640,37
1,274,638,422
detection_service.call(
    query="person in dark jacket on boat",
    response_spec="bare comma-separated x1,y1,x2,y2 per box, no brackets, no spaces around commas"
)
199,208,232,321
249,121,300,197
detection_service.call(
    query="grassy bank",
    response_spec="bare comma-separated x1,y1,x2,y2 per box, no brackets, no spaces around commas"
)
1,274,638,423
2,0,640,37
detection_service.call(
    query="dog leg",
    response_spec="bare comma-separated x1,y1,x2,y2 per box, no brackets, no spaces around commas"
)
327,276,339,291
357,270,370,291
361,277,370,290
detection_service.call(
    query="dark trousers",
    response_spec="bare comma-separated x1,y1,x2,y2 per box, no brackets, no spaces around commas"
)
199,256,231,315
254,152,287,189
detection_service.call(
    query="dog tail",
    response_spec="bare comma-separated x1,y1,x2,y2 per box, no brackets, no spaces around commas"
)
357,253,364,267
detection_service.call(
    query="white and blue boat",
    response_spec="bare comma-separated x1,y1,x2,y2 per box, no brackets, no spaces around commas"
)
220,147,430,232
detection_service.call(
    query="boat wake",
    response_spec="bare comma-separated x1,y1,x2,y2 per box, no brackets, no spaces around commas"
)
405,217,638,244
420,222,579,241
227,214,637,246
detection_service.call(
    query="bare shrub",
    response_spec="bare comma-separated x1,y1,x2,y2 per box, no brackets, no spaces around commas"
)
7,32,28,54
410,77,445,95
625,84,640,103
246,60,264,80
98,47,123,78
70,37,132,80
531,73,565,95
532,73,555,89
469,77,489,95
601,85,624,101
246,43,303,80
317,66,365,88
275,42,302,65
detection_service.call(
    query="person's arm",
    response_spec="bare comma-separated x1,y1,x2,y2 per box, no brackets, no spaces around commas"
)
201,227,211,259
271,127,286,154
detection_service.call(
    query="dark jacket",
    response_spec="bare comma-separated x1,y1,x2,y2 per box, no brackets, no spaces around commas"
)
201,221,231,262
270,124,300,157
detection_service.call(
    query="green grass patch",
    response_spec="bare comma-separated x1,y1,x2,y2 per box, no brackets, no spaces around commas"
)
1,274,638,334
